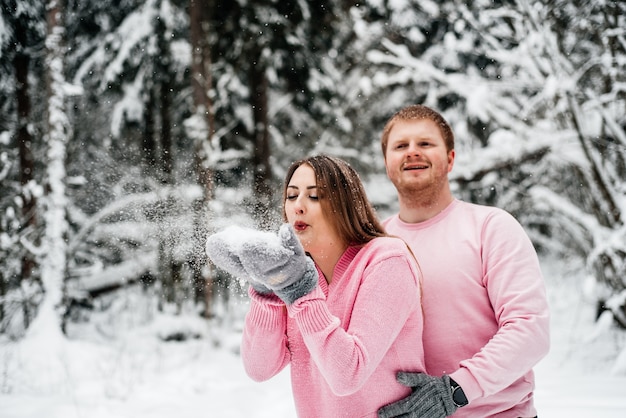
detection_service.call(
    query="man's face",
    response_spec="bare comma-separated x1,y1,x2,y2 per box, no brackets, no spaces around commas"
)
384,119,455,197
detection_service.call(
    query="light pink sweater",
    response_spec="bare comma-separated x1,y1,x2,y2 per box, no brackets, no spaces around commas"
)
384,199,550,417
241,237,425,418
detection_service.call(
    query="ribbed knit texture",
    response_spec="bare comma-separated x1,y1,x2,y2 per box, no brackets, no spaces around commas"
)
246,290,286,330
241,237,426,418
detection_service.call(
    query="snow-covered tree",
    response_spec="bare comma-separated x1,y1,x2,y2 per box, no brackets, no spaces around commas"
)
2,0,625,353
26,0,71,340
361,0,626,327
64,0,204,315
205,0,345,227
0,0,46,336
186,0,216,317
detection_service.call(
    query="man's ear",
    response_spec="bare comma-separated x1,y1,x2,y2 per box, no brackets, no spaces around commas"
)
447,150,455,173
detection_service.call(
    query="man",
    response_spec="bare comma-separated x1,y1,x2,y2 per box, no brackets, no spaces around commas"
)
377,104,550,418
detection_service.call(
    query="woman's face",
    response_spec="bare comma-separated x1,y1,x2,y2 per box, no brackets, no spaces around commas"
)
284,164,342,256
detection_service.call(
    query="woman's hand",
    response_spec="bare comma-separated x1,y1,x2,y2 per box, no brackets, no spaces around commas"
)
205,226,273,295
205,224,317,303
239,224,317,304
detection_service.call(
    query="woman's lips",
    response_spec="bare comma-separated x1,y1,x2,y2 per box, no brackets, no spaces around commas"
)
294,221,308,231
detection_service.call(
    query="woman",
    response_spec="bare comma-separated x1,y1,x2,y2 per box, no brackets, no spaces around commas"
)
205,155,425,417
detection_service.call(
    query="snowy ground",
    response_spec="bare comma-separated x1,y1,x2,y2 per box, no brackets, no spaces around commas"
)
1,257,626,417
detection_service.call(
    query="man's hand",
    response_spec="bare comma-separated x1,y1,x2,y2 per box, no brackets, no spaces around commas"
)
378,373,458,418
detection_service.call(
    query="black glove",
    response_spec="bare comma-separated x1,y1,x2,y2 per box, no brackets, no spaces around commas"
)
239,224,317,304
205,226,273,295
378,373,458,418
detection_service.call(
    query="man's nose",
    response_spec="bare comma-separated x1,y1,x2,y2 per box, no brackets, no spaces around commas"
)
407,142,421,156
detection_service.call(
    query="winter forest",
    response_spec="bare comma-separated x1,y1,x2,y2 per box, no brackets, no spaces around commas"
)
1,0,626,416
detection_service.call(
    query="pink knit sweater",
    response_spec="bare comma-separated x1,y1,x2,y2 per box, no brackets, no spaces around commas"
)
384,199,550,417
241,237,425,417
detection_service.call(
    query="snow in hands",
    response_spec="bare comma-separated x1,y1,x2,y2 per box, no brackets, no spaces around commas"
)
209,225,285,256
205,224,317,304
205,225,289,288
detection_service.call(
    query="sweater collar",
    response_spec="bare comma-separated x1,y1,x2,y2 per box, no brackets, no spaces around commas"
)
332,244,363,282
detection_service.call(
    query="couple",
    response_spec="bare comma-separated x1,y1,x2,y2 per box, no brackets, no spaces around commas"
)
205,105,550,418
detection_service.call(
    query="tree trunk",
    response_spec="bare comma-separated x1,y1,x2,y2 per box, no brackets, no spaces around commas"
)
157,16,173,185
189,0,215,317
13,28,37,328
14,20,37,329
189,0,216,149
27,0,69,339
248,55,273,229
143,88,158,174
159,76,173,184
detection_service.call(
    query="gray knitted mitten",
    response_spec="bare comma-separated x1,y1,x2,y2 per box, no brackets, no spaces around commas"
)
205,227,272,294
377,373,458,418
238,224,317,304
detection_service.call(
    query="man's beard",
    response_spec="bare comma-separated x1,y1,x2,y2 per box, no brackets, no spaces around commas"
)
395,175,446,209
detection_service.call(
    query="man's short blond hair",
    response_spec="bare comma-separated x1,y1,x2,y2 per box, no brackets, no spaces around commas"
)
381,105,455,157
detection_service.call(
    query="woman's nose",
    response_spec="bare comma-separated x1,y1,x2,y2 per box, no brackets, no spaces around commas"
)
293,197,305,214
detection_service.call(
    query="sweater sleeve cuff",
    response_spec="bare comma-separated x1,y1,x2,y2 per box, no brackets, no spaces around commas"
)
249,286,284,306
286,284,337,334
449,368,482,403
247,287,287,330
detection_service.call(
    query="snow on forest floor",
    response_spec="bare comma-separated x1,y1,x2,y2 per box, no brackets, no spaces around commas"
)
1,257,626,417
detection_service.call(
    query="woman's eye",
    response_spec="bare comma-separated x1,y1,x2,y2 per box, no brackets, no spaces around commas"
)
309,195,319,201
286,195,298,201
